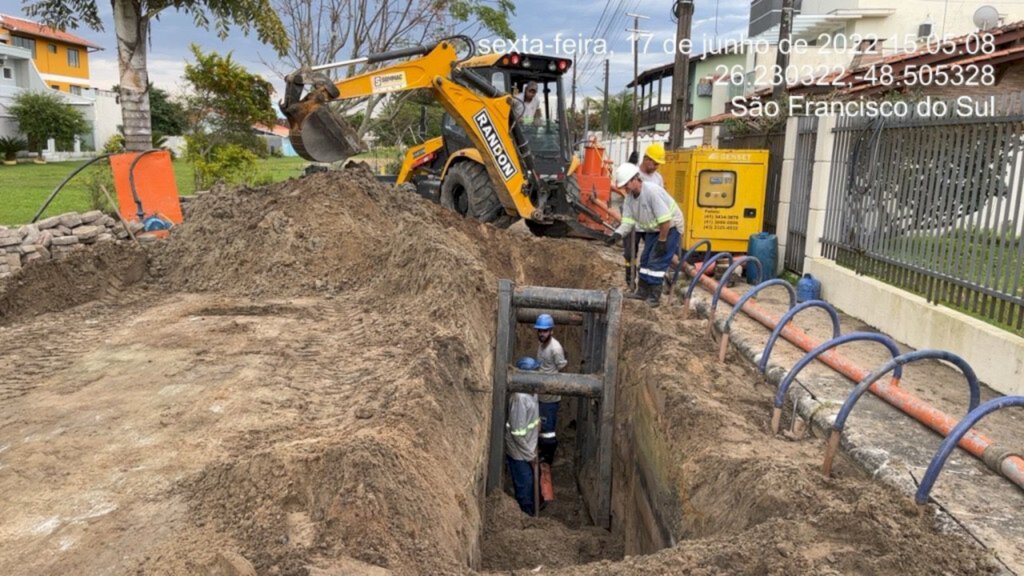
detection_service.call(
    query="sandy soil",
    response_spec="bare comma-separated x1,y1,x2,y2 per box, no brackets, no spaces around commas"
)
0,167,1002,575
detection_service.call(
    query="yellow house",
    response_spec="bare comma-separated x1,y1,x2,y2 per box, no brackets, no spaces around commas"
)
0,14,100,95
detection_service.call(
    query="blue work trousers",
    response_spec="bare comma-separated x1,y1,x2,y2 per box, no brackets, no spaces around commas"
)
506,456,535,515
639,228,681,286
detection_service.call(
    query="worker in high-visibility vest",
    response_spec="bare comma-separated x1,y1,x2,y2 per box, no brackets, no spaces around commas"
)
605,162,685,307
506,357,541,515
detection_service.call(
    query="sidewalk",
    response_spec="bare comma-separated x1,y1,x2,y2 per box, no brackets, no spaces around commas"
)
686,280,1024,574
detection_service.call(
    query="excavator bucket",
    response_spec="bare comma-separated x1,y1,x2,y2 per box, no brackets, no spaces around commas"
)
289,103,366,163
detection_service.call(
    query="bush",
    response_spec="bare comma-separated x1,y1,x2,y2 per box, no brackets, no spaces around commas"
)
0,136,27,161
192,143,261,189
9,91,89,153
102,134,125,154
82,160,116,212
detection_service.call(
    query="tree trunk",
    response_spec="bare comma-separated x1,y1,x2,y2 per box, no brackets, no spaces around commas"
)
113,0,152,151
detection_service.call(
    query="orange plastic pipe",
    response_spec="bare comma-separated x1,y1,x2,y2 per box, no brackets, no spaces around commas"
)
687,264,1024,489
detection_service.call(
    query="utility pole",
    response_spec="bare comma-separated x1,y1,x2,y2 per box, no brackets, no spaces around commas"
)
627,12,649,157
669,0,694,149
602,59,610,136
571,61,578,143
772,0,795,101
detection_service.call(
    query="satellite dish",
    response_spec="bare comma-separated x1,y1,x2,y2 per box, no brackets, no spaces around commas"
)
974,5,1000,30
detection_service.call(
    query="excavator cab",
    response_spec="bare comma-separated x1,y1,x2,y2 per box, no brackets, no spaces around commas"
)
400,52,589,236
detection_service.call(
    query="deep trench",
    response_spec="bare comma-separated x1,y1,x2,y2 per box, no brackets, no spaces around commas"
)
477,317,633,571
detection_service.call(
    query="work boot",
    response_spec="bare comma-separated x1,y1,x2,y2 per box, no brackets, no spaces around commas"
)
625,282,647,300
645,282,661,308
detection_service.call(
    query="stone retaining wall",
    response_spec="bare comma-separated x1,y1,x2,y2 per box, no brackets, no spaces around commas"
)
0,211,140,279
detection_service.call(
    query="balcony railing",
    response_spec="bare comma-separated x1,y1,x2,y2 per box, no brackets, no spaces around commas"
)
638,104,671,127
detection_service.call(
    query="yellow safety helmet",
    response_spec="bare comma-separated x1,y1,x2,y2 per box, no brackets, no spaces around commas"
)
644,142,666,165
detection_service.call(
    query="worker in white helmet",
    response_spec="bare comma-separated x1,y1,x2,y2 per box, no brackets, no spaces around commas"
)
621,141,668,288
605,162,684,307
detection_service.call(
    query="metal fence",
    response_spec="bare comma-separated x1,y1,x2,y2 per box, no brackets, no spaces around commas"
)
719,125,786,233
785,116,818,274
822,94,1024,332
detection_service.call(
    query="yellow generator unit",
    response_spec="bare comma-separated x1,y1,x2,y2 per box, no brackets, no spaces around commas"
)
661,147,768,253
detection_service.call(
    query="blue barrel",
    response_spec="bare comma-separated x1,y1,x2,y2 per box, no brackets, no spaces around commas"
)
796,273,822,303
746,232,778,283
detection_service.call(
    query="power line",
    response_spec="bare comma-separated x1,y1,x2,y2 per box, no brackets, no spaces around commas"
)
578,0,633,82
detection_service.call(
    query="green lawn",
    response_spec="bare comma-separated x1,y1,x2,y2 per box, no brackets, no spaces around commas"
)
0,156,310,226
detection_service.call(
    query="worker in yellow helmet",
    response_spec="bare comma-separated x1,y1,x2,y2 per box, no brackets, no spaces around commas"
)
639,142,665,187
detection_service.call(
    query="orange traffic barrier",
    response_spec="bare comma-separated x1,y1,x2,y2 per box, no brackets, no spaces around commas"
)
687,263,1024,490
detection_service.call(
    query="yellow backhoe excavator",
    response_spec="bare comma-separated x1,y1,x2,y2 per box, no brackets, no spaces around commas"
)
280,36,612,237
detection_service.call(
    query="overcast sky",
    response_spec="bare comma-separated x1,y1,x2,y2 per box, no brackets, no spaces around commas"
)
1,0,751,100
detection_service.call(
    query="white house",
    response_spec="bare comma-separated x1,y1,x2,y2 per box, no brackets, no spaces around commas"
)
0,13,121,155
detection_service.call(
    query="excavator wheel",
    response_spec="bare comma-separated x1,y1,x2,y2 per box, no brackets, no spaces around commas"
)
440,161,516,228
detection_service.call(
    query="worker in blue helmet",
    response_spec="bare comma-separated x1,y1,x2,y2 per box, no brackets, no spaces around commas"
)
534,313,567,501
507,356,541,515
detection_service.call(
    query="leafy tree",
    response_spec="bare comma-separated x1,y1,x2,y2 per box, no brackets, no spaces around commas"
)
183,45,275,188
150,85,188,136
25,0,288,152
183,44,275,156
9,91,90,154
370,90,444,147
580,91,634,136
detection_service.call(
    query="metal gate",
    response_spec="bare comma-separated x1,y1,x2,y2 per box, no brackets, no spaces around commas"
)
785,117,818,273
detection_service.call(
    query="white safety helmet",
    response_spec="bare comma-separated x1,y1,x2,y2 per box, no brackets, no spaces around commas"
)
614,163,640,188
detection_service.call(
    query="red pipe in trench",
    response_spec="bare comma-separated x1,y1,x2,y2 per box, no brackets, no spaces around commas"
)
688,265,1024,491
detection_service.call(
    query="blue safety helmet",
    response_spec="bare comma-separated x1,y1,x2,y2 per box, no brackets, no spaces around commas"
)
515,357,540,371
534,314,555,330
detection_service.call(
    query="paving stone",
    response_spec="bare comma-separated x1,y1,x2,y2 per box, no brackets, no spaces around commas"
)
80,210,104,223
0,234,20,247
17,245,38,254
22,232,40,246
99,215,116,227
16,224,38,238
36,216,61,229
23,252,42,264
5,253,21,269
95,233,114,243
59,213,83,228
73,225,102,242
56,225,72,235
51,236,80,246
35,246,50,260
38,231,53,247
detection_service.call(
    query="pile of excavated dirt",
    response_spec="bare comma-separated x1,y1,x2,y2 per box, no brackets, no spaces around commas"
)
0,165,1001,576
142,167,610,575
0,241,146,324
480,494,620,571
520,308,997,576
